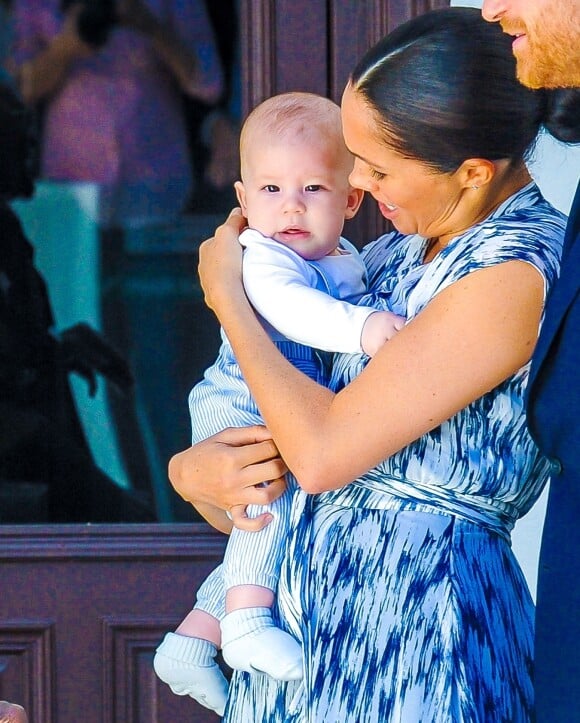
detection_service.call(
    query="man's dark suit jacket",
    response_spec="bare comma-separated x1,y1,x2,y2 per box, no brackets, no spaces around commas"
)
528,182,580,722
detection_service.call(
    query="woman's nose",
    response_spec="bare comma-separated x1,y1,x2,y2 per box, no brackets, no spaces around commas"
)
481,0,506,22
349,162,376,194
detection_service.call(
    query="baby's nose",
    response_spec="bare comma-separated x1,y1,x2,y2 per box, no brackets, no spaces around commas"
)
283,194,306,213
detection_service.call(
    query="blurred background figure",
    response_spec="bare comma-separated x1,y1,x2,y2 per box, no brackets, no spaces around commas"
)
0,700,28,723
0,78,155,522
186,0,240,213
1,0,240,522
7,0,224,226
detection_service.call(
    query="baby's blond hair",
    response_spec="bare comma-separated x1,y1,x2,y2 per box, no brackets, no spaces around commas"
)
239,92,351,178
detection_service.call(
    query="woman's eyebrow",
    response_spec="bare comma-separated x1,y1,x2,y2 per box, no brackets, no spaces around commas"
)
348,147,385,169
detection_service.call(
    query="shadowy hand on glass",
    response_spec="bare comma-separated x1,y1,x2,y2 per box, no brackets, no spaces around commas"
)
58,322,134,397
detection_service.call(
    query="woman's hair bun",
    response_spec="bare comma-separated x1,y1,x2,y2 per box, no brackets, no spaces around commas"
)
543,89,580,144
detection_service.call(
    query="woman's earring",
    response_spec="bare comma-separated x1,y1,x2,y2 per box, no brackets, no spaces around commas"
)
472,185,479,190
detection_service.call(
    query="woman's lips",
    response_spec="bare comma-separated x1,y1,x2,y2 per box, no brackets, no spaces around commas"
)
378,201,398,220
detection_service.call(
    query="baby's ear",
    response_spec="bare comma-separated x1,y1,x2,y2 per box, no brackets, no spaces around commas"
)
234,181,248,216
344,186,365,220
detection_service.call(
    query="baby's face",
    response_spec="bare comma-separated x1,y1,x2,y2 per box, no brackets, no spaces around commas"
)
236,139,357,261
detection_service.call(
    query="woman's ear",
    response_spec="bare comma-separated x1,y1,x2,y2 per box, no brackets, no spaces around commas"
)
457,158,496,190
234,181,248,216
344,186,365,220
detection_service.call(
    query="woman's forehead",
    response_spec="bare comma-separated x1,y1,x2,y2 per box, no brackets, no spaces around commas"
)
340,87,381,155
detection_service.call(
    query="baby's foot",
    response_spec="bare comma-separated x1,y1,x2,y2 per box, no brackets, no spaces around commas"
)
153,632,228,716
221,607,303,681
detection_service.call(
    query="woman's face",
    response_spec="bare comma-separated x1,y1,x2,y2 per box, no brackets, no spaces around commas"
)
340,84,467,242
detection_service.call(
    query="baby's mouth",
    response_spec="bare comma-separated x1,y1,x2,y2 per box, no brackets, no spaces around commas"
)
278,227,310,238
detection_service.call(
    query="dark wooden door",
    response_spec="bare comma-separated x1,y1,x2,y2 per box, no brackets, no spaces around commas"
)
0,524,225,723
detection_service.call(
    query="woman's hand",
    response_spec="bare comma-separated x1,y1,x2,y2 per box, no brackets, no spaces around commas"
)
168,426,288,533
198,208,248,314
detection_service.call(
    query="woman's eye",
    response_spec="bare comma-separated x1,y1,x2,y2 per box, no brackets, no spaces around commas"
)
370,168,386,181
264,185,280,192
305,185,322,192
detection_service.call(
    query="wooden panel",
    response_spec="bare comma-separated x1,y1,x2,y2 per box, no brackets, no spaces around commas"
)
0,524,226,723
239,0,276,114
274,0,327,95
240,0,328,112
101,616,204,723
0,622,54,722
241,0,449,110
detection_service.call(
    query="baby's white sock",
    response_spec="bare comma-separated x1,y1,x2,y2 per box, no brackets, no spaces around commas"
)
153,632,228,716
220,607,303,681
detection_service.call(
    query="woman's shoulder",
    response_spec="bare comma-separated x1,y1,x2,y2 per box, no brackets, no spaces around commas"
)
477,183,566,244
437,184,566,298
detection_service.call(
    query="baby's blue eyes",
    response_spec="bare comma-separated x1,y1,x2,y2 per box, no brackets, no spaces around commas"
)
262,185,324,193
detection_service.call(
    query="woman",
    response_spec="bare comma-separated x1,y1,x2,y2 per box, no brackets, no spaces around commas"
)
171,8,569,721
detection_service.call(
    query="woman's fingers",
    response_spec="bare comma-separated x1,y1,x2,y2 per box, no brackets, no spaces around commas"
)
219,206,246,232
215,424,275,447
245,476,287,506
167,427,288,511
212,427,286,481
198,211,246,310
199,207,246,254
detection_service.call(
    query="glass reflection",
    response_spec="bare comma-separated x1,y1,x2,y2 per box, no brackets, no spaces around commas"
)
2,0,241,522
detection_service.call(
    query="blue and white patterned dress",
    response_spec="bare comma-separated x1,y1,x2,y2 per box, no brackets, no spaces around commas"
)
223,184,566,722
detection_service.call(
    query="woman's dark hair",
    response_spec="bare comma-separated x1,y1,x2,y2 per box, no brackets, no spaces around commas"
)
350,7,576,174
544,89,580,144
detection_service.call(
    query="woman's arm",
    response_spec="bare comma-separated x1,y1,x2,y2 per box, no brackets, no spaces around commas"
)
117,0,224,104
16,7,93,104
199,212,544,494
168,425,288,533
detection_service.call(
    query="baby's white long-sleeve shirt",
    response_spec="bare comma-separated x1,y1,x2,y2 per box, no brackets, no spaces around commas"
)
240,228,375,353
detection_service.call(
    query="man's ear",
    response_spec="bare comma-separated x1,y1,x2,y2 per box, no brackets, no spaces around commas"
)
344,186,365,220
234,181,248,216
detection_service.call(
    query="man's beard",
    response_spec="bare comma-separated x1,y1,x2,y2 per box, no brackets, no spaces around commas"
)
516,34,579,89
503,7,580,89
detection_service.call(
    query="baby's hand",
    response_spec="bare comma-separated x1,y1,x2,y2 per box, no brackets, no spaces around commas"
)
229,503,273,532
361,310,406,357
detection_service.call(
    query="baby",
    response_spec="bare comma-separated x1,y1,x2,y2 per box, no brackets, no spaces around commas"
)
153,91,404,716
